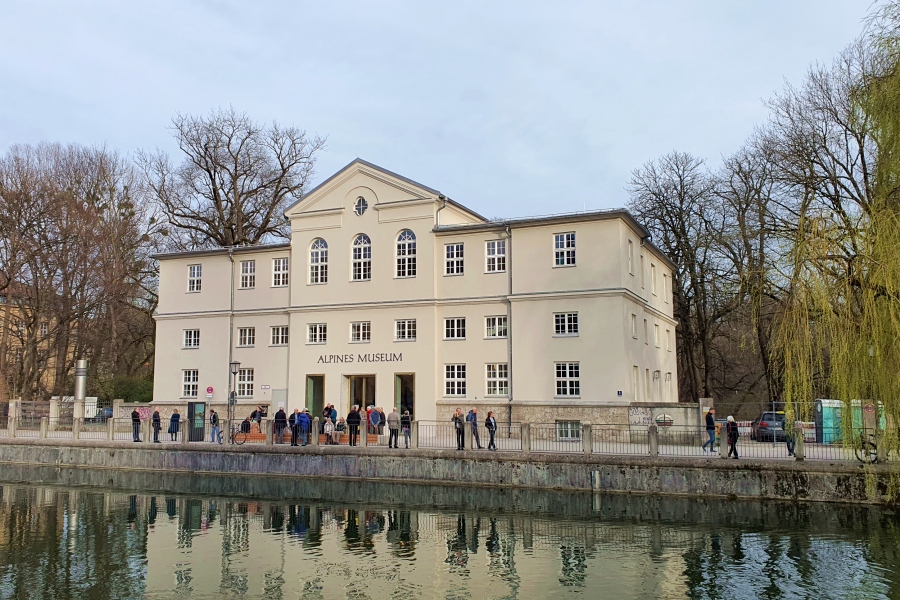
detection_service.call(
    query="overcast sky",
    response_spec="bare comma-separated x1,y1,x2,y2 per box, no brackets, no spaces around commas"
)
0,1,872,218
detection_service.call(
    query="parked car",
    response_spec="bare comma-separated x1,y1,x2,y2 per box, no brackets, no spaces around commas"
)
750,411,785,442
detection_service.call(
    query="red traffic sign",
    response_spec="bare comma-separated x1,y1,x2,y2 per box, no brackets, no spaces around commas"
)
206,386,214,394
864,403,876,414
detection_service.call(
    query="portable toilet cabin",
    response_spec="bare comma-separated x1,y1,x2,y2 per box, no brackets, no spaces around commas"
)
814,399,842,444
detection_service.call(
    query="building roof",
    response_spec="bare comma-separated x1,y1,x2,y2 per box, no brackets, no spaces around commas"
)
150,242,291,261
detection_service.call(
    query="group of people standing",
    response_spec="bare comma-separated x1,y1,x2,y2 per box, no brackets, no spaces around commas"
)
451,407,498,451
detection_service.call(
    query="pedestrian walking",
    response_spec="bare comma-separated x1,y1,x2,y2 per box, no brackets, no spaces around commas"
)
701,408,716,452
401,410,412,449
785,419,796,457
209,409,220,443
726,415,739,459
168,409,180,442
131,408,141,442
387,407,400,448
347,406,361,446
466,407,482,449
485,411,497,450
274,406,287,444
152,409,161,443
289,409,300,446
452,408,465,450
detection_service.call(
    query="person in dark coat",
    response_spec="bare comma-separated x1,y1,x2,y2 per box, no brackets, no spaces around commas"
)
167,409,180,441
289,409,300,446
347,406,361,446
726,415,739,459
485,411,497,450
152,409,161,443
274,407,287,444
702,408,716,452
131,408,141,442
240,416,252,434
400,410,412,449
452,408,465,450
298,408,312,446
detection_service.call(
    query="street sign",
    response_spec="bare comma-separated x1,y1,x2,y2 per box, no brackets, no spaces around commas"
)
864,403,876,414
206,386,214,394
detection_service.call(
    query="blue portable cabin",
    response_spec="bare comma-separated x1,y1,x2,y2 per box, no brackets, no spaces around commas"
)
814,399,842,444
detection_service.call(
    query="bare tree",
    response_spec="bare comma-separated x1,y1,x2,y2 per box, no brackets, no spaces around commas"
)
138,107,326,248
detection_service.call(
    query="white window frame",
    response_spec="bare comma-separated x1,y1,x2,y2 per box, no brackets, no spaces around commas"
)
396,230,417,278
187,264,202,293
555,362,581,397
663,273,668,303
486,363,509,396
271,325,289,346
553,232,576,267
556,421,581,441
444,317,466,340
628,240,634,275
40,322,48,337
485,315,508,339
183,329,200,348
633,365,641,401
445,243,464,276
237,368,254,398
309,238,328,284
240,260,255,289
352,234,372,281
645,368,651,401
640,255,645,288
667,329,672,352
182,369,199,398
643,319,648,345
654,324,660,348
485,240,506,273
273,257,289,287
631,314,638,339
395,319,417,341
445,364,467,397
554,312,579,336
651,263,657,295
238,327,256,347
350,321,371,343
307,323,327,345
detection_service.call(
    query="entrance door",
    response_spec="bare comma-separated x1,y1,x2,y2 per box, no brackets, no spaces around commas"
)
306,376,324,418
394,374,415,417
187,402,206,442
348,375,376,410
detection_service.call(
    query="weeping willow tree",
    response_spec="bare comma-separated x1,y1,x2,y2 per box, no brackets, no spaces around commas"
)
773,3,900,490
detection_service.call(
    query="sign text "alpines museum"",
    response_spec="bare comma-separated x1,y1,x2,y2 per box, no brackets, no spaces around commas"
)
317,353,403,364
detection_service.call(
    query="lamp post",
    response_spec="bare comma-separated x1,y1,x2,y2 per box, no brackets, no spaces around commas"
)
229,361,240,428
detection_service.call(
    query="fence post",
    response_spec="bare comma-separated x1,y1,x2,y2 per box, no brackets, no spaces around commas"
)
521,423,531,454
265,420,274,446
8,417,15,438
582,422,593,456
73,418,81,441
411,421,419,449
648,424,659,457
222,420,230,445
311,418,320,448
793,424,805,461
144,419,152,444
107,418,115,441
719,430,728,459
49,398,59,432
40,417,48,439
360,424,368,448
464,423,473,450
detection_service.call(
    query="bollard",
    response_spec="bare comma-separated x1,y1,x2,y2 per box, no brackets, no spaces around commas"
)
311,418,320,447
40,417,48,439
107,418,115,441
464,423,473,450
72,418,81,441
265,420,274,446
222,420,230,445
8,417,16,438
144,419,152,444
521,423,531,454
794,425,805,461
181,423,189,445
648,424,659,457
582,422,593,456
719,430,728,459
359,425,368,448
411,421,419,449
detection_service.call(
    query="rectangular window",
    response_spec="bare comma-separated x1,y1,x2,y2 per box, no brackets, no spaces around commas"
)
633,365,640,401
654,324,660,348
666,373,672,401
643,319,648,344
556,421,581,441
485,315,508,338
445,243,464,275
555,362,580,397
395,319,417,341
40,322,48,337
445,364,466,396
631,314,637,339
645,369,651,401
640,255,645,288
273,258,289,287
628,240,634,274
187,264,202,292
183,329,200,348
444,317,466,340
663,273,668,303
667,329,672,352
486,240,506,273
554,232,576,266
486,363,509,396
350,321,371,343
182,369,198,398
238,368,254,398
271,325,289,346
651,263,657,295
238,327,256,347
240,260,255,289
554,312,579,336
307,323,327,344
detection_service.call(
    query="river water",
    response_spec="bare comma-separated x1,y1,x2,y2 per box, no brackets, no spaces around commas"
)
0,467,897,599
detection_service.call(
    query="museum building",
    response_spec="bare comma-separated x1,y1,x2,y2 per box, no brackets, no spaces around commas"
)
151,159,679,430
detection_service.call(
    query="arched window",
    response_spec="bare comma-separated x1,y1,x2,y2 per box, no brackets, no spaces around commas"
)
352,234,372,281
309,238,328,284
396,230,416,278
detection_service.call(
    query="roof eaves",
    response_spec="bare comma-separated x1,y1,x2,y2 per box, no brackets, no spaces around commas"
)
150,242,292,261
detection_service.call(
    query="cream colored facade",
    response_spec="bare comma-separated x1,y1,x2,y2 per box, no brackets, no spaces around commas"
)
152,159,678,425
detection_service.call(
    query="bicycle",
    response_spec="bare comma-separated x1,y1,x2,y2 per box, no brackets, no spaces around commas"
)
854,431,878,464
217,425,247,445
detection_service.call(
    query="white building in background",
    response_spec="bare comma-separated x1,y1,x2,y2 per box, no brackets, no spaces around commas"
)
151,159,679,430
